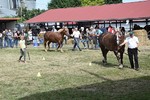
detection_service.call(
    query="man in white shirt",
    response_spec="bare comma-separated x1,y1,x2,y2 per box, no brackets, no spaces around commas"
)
72,28,82,51
120,31,139,70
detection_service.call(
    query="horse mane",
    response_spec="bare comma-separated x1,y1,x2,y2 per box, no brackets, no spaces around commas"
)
57,28,64,33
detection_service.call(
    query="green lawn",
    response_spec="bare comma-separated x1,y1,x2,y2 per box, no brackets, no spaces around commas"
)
0,43,150,100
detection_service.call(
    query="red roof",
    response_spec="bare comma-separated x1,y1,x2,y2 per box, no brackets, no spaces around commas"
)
25,0,150,23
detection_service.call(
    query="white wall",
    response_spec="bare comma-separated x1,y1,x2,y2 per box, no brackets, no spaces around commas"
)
25,0,36,10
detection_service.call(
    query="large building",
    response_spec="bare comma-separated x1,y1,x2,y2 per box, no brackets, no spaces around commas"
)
26,0,150,31
0,0,36,17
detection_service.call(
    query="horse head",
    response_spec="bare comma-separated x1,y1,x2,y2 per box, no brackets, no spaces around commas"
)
58,27,69,36
118,35,125,51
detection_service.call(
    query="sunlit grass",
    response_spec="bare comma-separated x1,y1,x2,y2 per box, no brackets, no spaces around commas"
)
0,43,150,100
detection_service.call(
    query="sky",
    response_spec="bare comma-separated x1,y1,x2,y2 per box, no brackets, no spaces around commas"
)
36,0,144,10
36,0,50,10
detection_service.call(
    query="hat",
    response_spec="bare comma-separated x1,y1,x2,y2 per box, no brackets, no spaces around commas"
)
129,31,134,35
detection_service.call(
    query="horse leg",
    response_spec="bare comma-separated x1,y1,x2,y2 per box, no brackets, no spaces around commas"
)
48,41,51,50
60,43,64,53
44,40,47,52
120,52,124,68
100,45,108,64
56,43,60,52
114,51,123,68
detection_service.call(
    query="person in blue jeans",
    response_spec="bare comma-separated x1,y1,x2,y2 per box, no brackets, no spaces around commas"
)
72,28,82,51
3,30,8,48
7,30,13,48
94,26,103,49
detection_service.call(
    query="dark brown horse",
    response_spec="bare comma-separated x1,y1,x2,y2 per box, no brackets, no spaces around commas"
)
44,27,69,52
98,32,125,68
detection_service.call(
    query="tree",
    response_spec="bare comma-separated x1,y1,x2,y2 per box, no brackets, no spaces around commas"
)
48,0,82,9
16,7,45,22
81,0,104,6
104,0,122,4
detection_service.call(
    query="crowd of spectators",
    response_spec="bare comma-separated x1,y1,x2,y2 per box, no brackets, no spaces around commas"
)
0,25,126,50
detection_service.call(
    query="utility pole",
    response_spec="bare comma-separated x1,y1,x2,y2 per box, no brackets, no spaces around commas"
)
20,0,25,22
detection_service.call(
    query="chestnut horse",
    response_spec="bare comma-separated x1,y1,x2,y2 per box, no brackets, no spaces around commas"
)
44,27,69,52
98,32,125,68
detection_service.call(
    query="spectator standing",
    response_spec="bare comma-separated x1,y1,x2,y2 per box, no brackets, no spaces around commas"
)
95,26,103,49
100,26,107,33
38,28,46,44
32,28,38,47
7,30,13,48
13,31,20,48
120,27,126,35
88,26,96,49
83,28,90,49
80,27,88,49
0,32,3,48
108,25,113,33
28,29,33,44
72,28,82,51
3,30,8,48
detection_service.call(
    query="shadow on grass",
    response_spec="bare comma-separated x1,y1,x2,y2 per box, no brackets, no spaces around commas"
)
41,49,64,53
92,61,118,68
80,69,113,82
18,76,150,100
92,60,129,68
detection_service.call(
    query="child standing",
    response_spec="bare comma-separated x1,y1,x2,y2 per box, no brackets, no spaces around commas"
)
18,35,26,63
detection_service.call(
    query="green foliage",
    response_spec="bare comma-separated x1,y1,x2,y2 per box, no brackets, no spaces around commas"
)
48,0,82,9
104,0,122,4
81,0,104,6
48,0,122,9
16,7,45,22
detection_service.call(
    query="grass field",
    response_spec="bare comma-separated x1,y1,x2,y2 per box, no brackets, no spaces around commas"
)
0,43,150,100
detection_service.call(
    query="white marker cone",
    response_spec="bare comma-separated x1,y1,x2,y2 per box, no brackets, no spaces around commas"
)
89,62,92,66
37,72,41,77
42,57,45,60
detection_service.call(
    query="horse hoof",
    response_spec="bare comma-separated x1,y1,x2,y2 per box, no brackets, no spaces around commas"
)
102,60,107,63
119,64,123,69
61,50,64,53
102,60,105,63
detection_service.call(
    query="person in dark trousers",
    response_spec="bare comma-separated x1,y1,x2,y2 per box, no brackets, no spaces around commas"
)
0,32,3,49
120,31,140,70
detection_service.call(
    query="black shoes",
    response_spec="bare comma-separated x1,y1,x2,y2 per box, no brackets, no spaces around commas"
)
135,68,139,71
131,67,139,71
